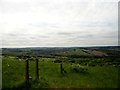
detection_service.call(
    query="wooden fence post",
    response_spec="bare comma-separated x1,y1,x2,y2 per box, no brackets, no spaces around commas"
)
36,58,39,80
25,59,29,87
60,63,63,74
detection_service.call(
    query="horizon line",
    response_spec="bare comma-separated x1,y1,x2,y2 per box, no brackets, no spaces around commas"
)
1,45,119,48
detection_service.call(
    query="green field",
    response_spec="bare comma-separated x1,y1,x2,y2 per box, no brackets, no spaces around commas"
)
0,56,2,89
2,56,119,88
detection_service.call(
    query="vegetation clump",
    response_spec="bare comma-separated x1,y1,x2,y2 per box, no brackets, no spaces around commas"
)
70,64,88,73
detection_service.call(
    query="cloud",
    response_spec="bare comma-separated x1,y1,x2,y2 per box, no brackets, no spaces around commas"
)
57,32,73,36
0,0,118,47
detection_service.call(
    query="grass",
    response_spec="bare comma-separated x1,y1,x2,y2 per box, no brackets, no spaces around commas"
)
2,56,119,88
0,56,2,89
2,59,25,88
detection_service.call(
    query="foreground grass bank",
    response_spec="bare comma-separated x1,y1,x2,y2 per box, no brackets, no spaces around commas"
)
2,57,119,88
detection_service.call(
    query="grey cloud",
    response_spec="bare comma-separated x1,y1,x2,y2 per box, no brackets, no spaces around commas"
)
74,21,116,28
29,35,49,40
57,32,73,36
76,34,94,38
102,31,118,38
29,23,60,29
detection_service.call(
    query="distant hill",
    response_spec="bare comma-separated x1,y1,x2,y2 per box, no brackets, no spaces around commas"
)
2,46,120,57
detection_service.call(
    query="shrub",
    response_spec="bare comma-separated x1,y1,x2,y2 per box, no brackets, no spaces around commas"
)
70,64,88,73
69,60,75,63
54,59,62,63
88,62,96,66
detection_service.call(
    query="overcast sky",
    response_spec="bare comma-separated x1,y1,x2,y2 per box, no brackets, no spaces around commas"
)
0,0,119,48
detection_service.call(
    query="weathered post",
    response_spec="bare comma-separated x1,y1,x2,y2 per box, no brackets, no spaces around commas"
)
26,59,29,85
60,63,63,74
36,58,39,80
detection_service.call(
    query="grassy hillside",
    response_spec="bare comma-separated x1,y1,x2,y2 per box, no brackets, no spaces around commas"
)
2,46,120,89
2,56,119,88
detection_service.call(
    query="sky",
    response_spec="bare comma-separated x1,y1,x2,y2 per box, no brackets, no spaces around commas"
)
0,0,119,48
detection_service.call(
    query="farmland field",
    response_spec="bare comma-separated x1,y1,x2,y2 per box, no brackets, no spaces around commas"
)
1,46,120,89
